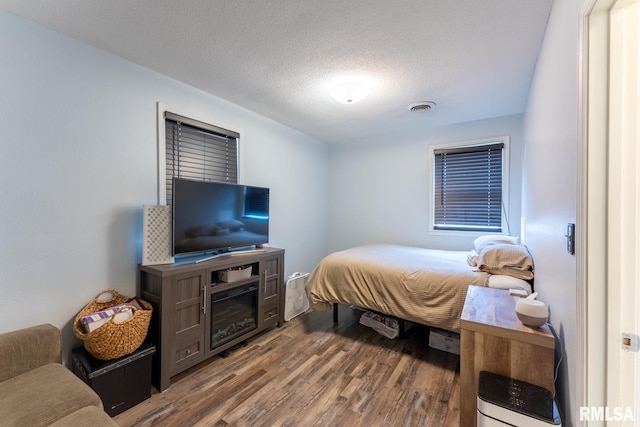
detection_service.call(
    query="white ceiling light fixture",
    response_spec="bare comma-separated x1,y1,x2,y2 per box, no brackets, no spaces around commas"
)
329,76,372,104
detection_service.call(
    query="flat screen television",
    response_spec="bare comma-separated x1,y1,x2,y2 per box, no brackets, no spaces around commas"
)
172,177,269,257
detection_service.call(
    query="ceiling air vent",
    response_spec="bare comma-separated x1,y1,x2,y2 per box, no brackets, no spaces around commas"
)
408,101,436,112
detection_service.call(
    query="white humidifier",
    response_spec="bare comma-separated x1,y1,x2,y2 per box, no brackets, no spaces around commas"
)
515,292,548,328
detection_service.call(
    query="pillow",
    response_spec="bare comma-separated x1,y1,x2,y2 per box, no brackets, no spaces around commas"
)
185,225,208,238
214,228,230,236
473,234,519,254
466,250,479,267
216,220,245,232
477,243,534,280
486,275,532,294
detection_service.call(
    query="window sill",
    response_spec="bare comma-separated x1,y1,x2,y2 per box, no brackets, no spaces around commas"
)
428,229,511,238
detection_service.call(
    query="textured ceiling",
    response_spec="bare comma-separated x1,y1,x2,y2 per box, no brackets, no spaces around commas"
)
0,0,553,144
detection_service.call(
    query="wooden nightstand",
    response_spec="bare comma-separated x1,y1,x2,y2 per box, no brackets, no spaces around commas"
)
460,285,556,427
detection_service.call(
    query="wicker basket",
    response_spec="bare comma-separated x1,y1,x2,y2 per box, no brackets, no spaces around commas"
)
73,289,152,360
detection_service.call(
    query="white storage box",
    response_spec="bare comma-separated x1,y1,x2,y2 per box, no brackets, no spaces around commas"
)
428,328,460,354
218,265,252,282
360,311,401,339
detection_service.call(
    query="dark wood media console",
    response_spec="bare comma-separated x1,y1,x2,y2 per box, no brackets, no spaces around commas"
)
138,248,285,391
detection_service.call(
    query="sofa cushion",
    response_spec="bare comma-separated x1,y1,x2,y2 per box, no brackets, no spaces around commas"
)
0,363,103,427
48,405,118,427
0,324,61,382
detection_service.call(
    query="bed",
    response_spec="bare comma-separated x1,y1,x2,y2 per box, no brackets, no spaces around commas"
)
305,239,534,333
175,230,268,254
174,219,268,254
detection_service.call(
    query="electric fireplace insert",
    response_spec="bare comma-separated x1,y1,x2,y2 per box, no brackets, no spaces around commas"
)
210,283,258,350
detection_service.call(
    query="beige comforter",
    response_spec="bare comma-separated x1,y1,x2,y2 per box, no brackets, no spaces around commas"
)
306,244,488,332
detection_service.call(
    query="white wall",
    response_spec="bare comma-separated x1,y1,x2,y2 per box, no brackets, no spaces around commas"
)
328,114,524,253
521,0,581,425
0,11,329,356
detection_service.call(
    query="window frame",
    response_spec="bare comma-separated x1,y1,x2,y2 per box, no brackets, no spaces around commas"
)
428,136,510,236
156,102,244,205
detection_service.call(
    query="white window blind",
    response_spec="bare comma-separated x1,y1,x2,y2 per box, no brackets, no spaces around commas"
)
165,112,239,204
433,142,504,232
244,186,270,219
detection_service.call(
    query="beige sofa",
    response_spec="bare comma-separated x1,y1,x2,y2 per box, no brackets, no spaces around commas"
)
0,324,118,426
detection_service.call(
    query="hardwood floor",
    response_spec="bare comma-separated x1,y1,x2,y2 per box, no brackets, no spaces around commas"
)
114,307,461,427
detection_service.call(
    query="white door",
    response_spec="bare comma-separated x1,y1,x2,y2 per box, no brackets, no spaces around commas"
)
581,0,639,425
606,1,639,421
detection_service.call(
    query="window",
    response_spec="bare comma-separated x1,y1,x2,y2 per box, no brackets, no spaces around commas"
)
243,186,269,219
163,111,239,205
431,138,508,233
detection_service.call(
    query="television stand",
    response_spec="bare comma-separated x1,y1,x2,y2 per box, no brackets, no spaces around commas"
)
219,340,248,358
138,247,285,392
